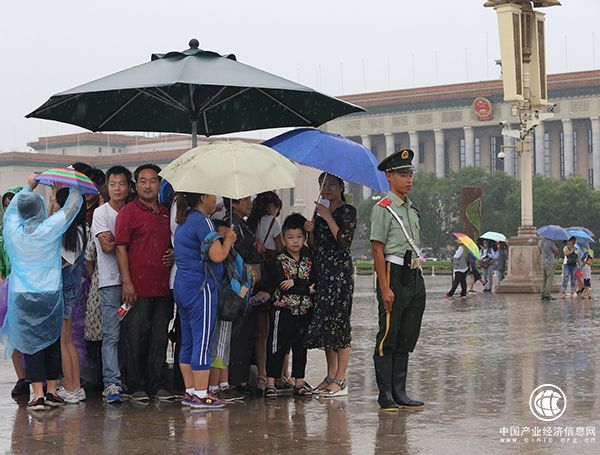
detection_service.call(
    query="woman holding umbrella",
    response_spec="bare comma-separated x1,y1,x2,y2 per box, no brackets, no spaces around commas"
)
304,173,357,397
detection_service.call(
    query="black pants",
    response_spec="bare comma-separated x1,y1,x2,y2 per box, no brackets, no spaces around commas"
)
375,263,426,356
228,305,259,386
24,338,61,383
447,271,467,297
266,308,311,379
125,296,173,394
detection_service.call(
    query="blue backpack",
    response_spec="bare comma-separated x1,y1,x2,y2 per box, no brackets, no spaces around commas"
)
201,232,251,322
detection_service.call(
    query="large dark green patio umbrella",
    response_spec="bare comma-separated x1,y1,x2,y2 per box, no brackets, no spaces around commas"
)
27,39,364,146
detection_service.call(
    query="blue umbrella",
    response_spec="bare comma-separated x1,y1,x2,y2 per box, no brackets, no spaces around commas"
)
537,225,570,241
567,226,595,238
568,229,595,244
263,128,389,192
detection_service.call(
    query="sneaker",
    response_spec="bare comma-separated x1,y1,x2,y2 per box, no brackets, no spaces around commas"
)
57,388,80,404
27,397,46,411
103,384,123,404
131,391,150,402
154,389,176,401
189,394,225,409
45,392,66,407
181,392,193,407
75,388,86,402
216,387,245,402
11,379,30,397
120,387,132,400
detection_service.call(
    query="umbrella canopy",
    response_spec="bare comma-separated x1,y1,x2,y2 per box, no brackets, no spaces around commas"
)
34,168,99,195
567,229,595,244
537,225,570,241
159,141,297,199
567,226,595,238
263,128,389,192
452,232,481,259
27,39,364,146
480,231,507,243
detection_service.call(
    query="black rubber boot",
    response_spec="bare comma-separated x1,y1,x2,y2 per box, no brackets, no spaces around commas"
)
392,352,424,409
373,356,399,412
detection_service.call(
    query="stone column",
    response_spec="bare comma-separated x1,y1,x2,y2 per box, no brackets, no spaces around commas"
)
433,128,445,178
361,134,372,199
464,126,474,167
534,122,545,175
562,119,574,176
408,131,419,170
591,117,600,189
504,134,515,177
384,132,395,158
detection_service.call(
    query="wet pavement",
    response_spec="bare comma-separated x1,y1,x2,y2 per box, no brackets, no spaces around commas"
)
1,274,599,454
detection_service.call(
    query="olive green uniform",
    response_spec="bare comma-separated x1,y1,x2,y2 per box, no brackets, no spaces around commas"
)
370,191,426,357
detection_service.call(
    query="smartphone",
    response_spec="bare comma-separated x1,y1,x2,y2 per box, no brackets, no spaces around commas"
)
318,197,331,208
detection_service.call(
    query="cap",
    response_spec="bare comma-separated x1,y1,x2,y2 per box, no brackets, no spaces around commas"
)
377,148,415,173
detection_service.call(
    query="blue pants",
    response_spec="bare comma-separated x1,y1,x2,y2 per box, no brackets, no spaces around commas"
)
100,285,122,388
176,283,218,371
562,264,577,293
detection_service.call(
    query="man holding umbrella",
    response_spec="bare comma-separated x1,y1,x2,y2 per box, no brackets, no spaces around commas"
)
370,149,425,412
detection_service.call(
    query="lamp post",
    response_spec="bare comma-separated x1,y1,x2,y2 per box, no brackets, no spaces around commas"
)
485,0,561,293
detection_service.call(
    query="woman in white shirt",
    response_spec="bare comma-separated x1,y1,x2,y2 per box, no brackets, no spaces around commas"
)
246,192,283,392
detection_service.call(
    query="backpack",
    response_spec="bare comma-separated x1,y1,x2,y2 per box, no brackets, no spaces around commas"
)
201,232,251,322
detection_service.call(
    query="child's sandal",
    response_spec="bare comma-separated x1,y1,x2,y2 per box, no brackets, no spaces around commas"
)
264,386,277,399
293,384,313,397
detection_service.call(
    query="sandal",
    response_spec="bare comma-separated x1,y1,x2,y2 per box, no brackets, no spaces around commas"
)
264,386,277,399
321,379,348,398
293,383,313,397
313,376,333,393
256,376,267,391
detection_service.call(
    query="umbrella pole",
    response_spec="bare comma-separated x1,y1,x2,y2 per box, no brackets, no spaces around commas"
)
312,172,328,221
191,120,198,148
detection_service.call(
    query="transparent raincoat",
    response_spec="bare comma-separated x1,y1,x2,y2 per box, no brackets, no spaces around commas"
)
0,186,83,355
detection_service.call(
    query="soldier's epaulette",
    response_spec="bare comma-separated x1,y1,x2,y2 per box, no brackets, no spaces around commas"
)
377,197,393,208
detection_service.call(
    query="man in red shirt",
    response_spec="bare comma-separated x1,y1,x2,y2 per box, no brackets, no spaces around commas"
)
115,164,174,402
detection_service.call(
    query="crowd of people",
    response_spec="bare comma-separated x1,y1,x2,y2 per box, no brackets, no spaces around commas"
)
445,238,507,298
539,235,594,301
0,163,358,411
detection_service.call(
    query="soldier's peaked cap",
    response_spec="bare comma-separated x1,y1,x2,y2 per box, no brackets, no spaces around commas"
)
377,148,415,172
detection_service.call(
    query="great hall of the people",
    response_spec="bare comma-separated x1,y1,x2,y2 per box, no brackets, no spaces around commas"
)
1,69,599,218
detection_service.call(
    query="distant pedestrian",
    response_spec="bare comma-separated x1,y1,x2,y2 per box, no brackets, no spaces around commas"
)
538,237,558,301
561,236,579,299
467,254,486,293
479,240,497,293
581,253,593,300
445,239,468,299
495,242,507,283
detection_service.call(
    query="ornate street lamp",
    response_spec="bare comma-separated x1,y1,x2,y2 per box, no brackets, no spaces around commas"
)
484,0,560,293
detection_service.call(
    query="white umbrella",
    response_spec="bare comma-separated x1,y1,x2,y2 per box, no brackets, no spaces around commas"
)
159,141,298,198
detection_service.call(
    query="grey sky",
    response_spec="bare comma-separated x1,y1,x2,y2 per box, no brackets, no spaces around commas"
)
0,0,598,152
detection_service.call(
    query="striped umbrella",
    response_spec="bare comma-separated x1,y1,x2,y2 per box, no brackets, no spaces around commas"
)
34,167,99,195
452,232,481,259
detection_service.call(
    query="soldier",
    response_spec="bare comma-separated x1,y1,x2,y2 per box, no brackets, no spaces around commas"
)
370,148,426,412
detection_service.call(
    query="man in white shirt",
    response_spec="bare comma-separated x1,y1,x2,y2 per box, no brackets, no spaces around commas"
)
91,166,132,403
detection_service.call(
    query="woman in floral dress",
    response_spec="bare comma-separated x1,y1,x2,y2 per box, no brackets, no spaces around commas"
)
304,173,356,397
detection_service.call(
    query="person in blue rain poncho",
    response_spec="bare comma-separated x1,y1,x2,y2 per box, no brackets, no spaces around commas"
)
0,174,83,410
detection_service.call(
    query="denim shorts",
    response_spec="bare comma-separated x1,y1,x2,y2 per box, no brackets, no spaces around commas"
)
63,285,81,320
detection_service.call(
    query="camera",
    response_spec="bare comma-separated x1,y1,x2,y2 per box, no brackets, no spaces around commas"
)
497,151,506,161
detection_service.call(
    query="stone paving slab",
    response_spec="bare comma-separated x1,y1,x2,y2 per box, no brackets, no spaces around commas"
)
0,275,598,454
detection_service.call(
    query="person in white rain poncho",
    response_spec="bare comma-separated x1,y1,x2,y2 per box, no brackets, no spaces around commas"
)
0,174,83,410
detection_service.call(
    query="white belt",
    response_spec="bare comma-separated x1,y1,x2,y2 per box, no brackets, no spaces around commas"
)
385,254,421,269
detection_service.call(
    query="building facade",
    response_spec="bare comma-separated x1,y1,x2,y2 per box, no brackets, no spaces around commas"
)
2,70,599,218
323,69,600,201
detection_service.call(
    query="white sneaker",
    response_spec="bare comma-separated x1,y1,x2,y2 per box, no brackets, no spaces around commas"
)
57,387,80,404
75,387,86,402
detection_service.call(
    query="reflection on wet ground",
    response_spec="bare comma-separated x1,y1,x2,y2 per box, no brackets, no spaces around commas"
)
1,275,599,454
